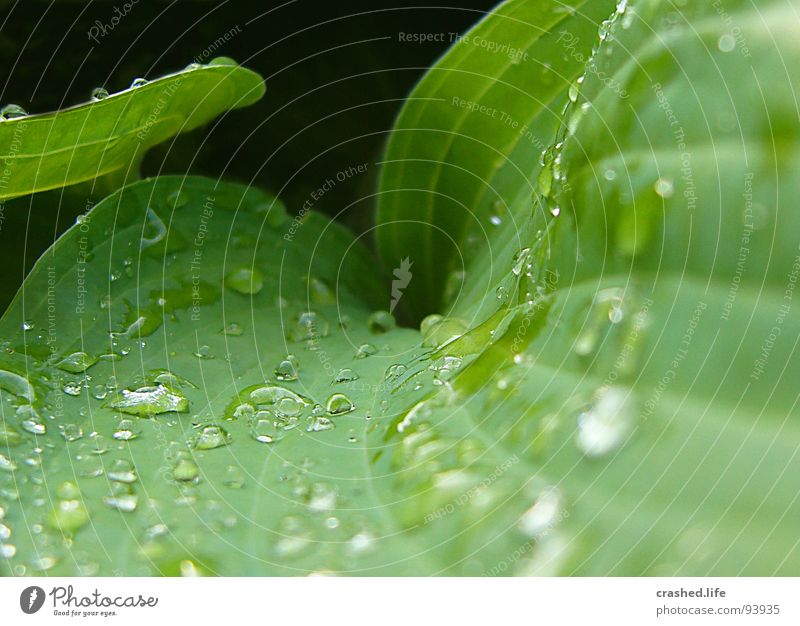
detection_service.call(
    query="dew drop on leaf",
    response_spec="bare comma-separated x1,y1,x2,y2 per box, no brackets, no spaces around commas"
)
367,310,396,334
173,458,200,483
326,393,354,415
190,424,232,450
58,423,84,442
103,493,138,513
274,355,299,381
221,322,244,336
108,459,138,484
576,387,634,458
286,311,329,342
91,87,109,100
106,384,189,417
354,343,377,359
333,368,359,383
226,267,264,295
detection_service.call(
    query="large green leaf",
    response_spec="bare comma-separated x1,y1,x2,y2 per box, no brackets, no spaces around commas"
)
0,58,265,201
2,0,800,576
376,0,616,319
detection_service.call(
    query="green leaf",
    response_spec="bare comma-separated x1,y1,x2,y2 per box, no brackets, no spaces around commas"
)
2,0,800,577
0,59,265,201
376,0,616,319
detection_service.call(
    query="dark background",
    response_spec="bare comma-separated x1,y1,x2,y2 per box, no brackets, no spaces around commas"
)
0,0,495,311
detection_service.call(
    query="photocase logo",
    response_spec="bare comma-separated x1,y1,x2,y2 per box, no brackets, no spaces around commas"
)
20,586,45,614
390,257,413,313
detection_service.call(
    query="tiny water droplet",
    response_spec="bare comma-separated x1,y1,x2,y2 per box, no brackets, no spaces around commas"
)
56,351,98,373
223,465,245,489
173,458,200,482
274,355,300,381
326,393,354,415
130,77,148,88
717,34,736,53
59,423,84,442
221,322,244,336
91,87,109,100
112,418,141,441
103,493,138,513
576,387,634,458
286,311,329,342
654,177,674,198
190,424,231,450
108,459,138,484
333,368,359,383
367,310,396,334
226,267,264,295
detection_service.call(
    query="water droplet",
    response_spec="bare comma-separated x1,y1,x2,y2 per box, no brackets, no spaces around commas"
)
0,104,27,120
576,387,634,458
140,207,167,250
130,77,148,88
193,345,214,360
308,277,335,304
519,487,563,538
355,343,377,359
307,415,335,432
226,267,264,295
19,408,46,435
326,393,354,415
384,363,407,381
223,465,245,489
717,34,736,53
190,424,231,450
248,385,311,408
113,418,141,441
0,454,17,473
421,316,470,348
107,384,189,416
91,87,109,100
307,482,337,512
173,458,200,483
250,417,282,444
62,381,83,397
0,369,35,402
367,310,396,334
0,422,20,448
550,205,561,217
221,322,244,336
348,531,375,553
274,355,299,381
103,493,138,513
50,496,89,533
108,459,138,483
333,368,359,383
59,423,84,442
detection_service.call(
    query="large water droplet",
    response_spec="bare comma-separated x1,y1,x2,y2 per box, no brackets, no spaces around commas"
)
190,424,231,450
326,393,354,415
106,384,189,417
91,87,109,100
0,104,27,120
274,355,299,381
